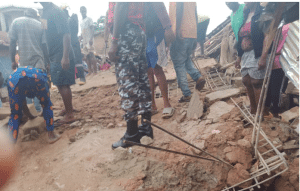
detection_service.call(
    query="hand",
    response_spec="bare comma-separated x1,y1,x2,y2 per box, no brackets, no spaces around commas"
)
108,41,120,63
164,28,175,47
235,57,241,69
12,62,18,70
61,56,70,70
258,57,267,70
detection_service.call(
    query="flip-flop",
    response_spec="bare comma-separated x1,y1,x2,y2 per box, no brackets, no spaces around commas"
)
48,133,61,144
162,107,175,119
152,110,159,116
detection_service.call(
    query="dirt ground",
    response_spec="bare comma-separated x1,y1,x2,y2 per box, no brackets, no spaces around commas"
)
2,71,299,191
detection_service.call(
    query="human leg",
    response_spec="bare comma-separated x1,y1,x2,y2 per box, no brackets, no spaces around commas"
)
242,74,257,114
170,39,192,98
153,65,171,108
34,78,60,143
147,68,157,111
112,23,148,149
251,78,264,115
57,85,75,122
269,69,285,117
7,82,26,143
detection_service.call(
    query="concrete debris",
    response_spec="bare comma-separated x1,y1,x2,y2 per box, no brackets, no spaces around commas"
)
227,163,252,188
206,101,235,122
187,92,203,120
189,140,206,155
0,116,9,128
69,136,76,143
140,136,154,145
107,123,114,129
193,58,218,70
22,117,46,135
224,146,253,169
205,88,240,102
237,139,252,149
177,111,187,123
0,107,10,120
280,106,299,122
70,121,82,127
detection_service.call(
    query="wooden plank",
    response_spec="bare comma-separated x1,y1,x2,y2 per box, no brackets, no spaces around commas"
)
282,144,299,150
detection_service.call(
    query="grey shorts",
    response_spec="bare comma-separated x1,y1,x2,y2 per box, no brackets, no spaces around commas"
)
241,50,266,80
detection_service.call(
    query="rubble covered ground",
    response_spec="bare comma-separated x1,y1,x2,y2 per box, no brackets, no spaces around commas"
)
0,61,299,191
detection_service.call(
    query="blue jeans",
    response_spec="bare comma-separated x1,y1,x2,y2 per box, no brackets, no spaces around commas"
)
170,38,201,97
26,97,42,112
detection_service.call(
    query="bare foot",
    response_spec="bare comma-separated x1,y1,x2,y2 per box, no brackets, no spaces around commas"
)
48,131,61,144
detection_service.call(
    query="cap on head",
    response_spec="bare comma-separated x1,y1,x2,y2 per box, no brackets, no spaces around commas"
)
24,8,38,18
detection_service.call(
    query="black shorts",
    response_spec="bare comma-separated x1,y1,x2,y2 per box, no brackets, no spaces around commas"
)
50,60,75,86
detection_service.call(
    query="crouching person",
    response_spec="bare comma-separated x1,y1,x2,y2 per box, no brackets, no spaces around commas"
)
8,8,60,144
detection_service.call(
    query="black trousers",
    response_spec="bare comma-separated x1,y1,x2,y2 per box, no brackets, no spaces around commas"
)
265,68,287,113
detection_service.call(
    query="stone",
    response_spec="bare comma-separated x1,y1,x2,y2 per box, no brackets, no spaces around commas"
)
27,103,39,116
69,136,76,142
205,88,240,102
270,131,279,137
280,106,299,122
227,141,237,146
187,92,203,120
107,123,114,129
0,107,10,120
22,117,46,135
140,136,154,145
0,116,9,128
93,114,107,120
206,101,235,122
190,140,206,154
227,163,252,188
70,121,82,127
224,147,233,153
242,128,252,137
237,139,252,148
177,111,187,123
225,146,253,169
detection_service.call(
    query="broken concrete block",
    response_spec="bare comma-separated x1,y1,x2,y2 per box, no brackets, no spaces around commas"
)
193,58,218,70
227,163,252,188
206,101,235,122
232,77,243,87
70,121,82,127
177,111,187,123
0,116,9,128
140,136,153,145
27,103,39,116
205,88,240,102
0,107,10,120
225,146,252,169
22,117,46,135
187,92,203,120
190,140,206,155
280,106,299,123
237,139,252,148
107,123,114,129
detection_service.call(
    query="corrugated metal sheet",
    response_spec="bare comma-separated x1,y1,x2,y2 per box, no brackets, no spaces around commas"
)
280,20,299,89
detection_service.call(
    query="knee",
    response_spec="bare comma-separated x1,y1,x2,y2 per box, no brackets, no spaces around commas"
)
251,79,263,89
242,76,251,87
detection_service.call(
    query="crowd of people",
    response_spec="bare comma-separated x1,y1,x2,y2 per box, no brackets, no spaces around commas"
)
1,2,296,150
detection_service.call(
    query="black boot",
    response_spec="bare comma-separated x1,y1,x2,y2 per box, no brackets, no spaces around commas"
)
112,119,140,149
139,112,153,139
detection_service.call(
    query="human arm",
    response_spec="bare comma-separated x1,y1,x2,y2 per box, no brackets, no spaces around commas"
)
89,18,94,46
108,2,129,62
61,33,71,70
9,39,18,70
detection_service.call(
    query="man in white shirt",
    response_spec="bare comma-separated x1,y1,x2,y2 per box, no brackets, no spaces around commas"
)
80,6,97,75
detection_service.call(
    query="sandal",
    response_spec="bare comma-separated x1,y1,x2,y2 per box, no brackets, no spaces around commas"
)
48,133,61,144
162,107,175,119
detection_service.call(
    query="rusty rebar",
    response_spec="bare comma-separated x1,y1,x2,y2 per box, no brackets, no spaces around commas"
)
124,141,217,162
144,119,234,168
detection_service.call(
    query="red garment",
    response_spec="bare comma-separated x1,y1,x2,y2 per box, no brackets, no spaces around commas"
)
128,2,146,31
107,2,116,32
239,22,252,50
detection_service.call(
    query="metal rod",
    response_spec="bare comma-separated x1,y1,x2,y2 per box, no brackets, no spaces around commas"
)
257,151,271,175
124,141,217,162
144,119,234,168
